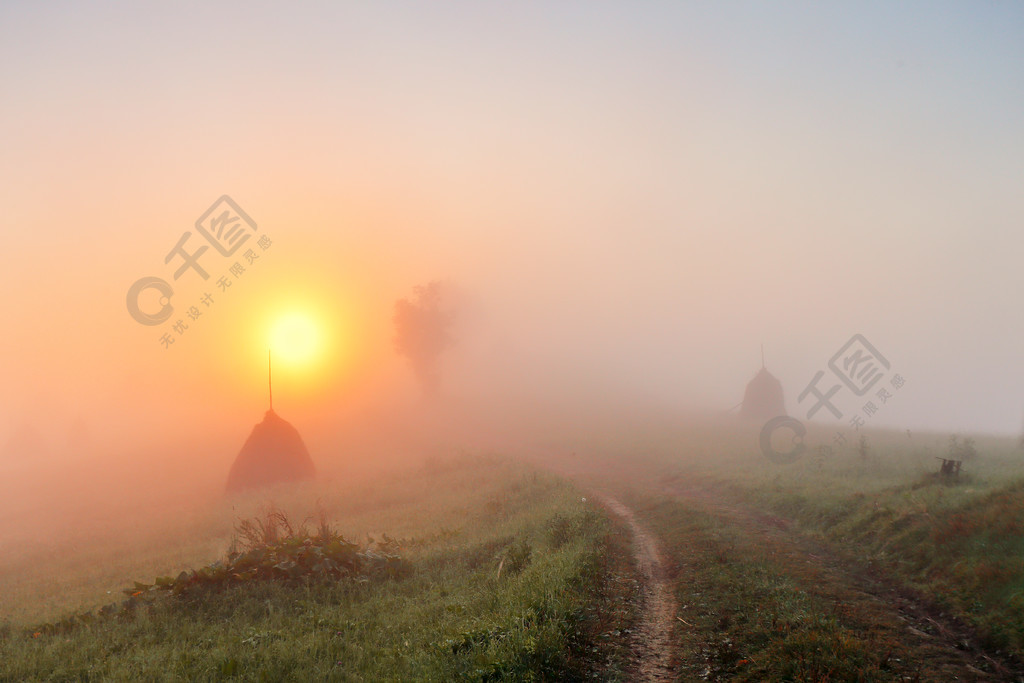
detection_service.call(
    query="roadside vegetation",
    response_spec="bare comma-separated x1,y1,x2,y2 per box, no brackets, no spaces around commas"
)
700,427,1023,658
540,413,1024,678
0,455,632,681
5,414,1021,681
629,490,1011,681
626,421,1024,673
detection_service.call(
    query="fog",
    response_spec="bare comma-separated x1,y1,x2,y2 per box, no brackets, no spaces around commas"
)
2,2,1024,590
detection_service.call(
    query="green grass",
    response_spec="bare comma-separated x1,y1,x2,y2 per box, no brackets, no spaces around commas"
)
0,455,624,681
628,420,1024,661
7,412,1020,679
628,492,923,681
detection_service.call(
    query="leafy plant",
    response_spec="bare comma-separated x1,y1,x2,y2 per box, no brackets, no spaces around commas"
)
25,508,410,638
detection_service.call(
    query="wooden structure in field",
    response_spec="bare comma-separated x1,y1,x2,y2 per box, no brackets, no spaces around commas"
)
936,457,962,477
225,352,316,493
739,346,786,420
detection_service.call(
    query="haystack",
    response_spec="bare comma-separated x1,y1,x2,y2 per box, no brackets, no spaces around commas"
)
739,367,786,420
225,409,315,493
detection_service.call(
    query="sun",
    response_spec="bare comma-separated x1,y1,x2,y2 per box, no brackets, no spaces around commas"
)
269,312,321,366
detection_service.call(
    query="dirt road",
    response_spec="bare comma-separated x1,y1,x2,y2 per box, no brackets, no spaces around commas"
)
598,494,677,682
545,453,1023,681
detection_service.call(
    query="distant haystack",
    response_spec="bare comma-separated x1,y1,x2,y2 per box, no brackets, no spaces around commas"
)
739,364,786,420
225,410,315,493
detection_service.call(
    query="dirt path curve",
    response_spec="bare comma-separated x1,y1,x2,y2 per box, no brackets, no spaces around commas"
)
596,494,677,682
540,452,1023,681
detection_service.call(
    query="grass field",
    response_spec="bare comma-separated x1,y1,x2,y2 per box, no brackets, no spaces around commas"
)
655,422,1024,657
0,454,634,681
575,417,1024,676
527,411,1024,679
3,414,1023,681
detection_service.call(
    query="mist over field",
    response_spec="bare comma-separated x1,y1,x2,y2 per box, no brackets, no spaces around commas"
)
2,4,1024,678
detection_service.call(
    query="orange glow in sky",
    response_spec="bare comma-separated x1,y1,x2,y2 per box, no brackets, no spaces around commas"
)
1,1,1024,447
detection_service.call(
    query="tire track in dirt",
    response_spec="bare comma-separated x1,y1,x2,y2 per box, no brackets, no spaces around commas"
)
543,453,1022,680
597,494,677,682
659,477,1024,681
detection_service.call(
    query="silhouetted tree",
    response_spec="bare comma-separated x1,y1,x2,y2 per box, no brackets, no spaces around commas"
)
393,281,454,398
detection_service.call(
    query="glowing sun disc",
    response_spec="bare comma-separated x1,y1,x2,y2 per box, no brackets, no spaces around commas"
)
269,312,320,365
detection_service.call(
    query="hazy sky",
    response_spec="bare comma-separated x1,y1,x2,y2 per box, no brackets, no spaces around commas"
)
2,1,1024,444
